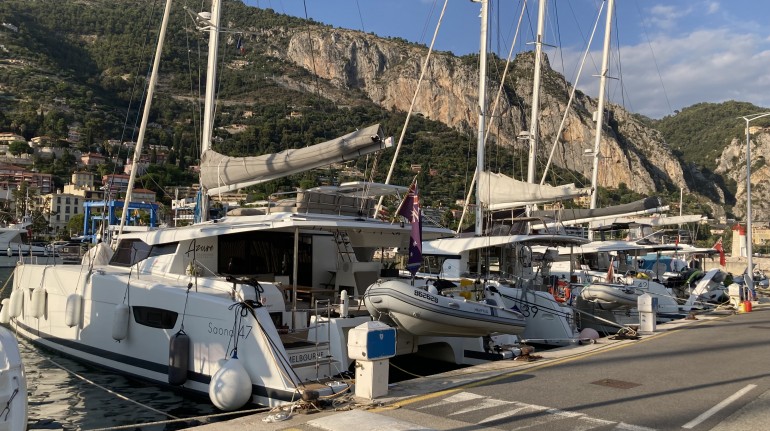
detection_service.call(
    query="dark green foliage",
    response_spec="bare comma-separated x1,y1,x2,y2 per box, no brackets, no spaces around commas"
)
652,101,769,171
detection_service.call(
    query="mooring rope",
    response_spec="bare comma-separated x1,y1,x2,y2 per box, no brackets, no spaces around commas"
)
41,354,273,430
42,356,177,419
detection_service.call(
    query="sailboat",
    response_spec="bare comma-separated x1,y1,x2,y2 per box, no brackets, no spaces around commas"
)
380,0,594,347
5,0,459,411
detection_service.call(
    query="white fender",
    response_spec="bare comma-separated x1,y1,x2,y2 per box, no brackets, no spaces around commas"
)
208,354,252,411
111,303,130,341
0,299,10,324
8,289,23,318
64,293,82,328
30,285,46,318
340,289,349,317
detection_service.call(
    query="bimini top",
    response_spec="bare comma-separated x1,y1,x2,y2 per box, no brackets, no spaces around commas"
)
423,234,589,256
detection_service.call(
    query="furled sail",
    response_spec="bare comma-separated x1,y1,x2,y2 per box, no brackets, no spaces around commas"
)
478,171,591,210
200,124,390,195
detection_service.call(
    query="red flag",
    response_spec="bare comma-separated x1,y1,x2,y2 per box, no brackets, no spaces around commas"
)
714,238,726,266
606,257,614,281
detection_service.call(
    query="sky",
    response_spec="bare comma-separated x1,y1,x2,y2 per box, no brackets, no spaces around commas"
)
242,0,770,119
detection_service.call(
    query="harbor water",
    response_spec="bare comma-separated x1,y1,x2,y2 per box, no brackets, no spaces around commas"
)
0,267,250,431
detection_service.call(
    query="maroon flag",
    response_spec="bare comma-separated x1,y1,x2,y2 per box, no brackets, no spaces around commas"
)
397,182,422,275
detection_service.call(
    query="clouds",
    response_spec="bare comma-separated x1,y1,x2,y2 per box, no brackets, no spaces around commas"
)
556,1,770,118
257,0,770,119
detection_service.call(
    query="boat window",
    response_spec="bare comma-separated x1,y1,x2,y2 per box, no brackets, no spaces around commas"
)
217,231,313,285
110,239,152,266
132,306,178,329
149,242,178,258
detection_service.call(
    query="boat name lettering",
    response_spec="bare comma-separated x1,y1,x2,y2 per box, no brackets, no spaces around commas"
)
289,350,328,364
413,289,439,303
208,322,252,339
185,240,214,257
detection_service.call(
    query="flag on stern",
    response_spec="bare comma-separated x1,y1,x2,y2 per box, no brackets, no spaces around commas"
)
397,181,422,275
714,238,726,267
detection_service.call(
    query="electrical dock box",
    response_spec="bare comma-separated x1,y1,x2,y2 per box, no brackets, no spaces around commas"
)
347,321,396,361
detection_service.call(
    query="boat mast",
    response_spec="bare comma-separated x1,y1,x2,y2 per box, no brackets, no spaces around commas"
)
474,0,489,237
199,0,222,223
526,0,546,191
589,0,615,212
117,0,173,240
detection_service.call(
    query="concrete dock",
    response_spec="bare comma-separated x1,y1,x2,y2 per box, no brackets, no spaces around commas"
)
187,298,770,431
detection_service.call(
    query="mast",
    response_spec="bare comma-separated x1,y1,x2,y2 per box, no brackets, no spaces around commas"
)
199,0,222,222
117,0,173,239
589,0,615,212
587,0,614,241
474,0,489,237
526,0,547,187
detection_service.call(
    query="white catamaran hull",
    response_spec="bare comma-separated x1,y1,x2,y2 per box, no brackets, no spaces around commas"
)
10,264,323,408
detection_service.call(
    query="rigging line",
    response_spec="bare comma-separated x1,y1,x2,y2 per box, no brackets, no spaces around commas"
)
547,0,579,186
418,0,439,46
457,0,528,233
635,1,672,116
374,0,449,216
611,11,628,111
184,5,202,153
354,0,365,34
539,2,604,186
301,0,322,101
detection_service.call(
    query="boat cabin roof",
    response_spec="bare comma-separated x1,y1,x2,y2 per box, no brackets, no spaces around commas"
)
423,234,589,255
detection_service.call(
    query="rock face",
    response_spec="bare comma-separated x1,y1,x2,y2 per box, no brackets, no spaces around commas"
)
270,25,688,196
716,132,770,220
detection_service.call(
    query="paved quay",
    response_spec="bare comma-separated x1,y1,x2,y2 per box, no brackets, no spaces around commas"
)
187,298,770,431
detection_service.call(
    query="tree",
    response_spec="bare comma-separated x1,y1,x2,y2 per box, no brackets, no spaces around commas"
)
67,214,85,237
8,141,30,156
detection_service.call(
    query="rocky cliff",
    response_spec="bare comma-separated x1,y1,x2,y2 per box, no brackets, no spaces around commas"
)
716,132,770,220
263,25,688,196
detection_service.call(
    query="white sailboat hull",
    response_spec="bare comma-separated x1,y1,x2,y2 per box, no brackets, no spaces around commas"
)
489,283,580,347
364,280,526,337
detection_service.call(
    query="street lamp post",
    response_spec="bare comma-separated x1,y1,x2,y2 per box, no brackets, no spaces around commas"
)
739,112,770,294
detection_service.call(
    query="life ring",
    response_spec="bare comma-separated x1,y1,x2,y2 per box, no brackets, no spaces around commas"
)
548,280,571,303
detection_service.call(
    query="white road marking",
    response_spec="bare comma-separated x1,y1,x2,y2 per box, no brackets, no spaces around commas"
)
478,402,547,424
418,391,484,409
448,397,513,415
416,391,660,430
615,422,658,431
681,384,757,429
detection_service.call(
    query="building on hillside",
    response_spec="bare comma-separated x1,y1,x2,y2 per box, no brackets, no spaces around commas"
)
123,159,149,176
42,191,83,235
131,188,157,203
0,163,54,194
0,133,25,144
102,174,130,196
81,153,106,166
62,172,103,200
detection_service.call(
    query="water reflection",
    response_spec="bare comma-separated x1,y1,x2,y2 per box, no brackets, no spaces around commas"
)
22,339,224,430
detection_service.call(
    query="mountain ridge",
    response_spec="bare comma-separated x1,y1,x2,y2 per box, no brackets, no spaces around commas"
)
0,0,766,223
